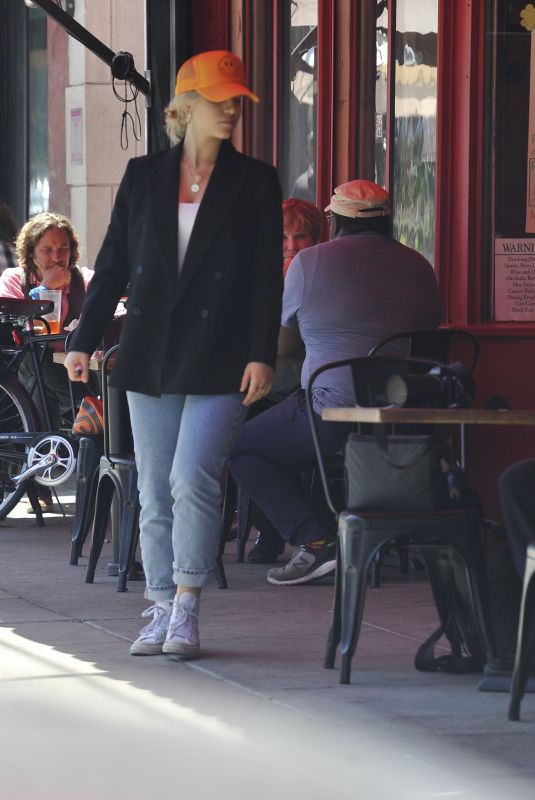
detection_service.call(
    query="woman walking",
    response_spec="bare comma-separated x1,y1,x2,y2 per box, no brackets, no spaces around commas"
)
65,50,283,659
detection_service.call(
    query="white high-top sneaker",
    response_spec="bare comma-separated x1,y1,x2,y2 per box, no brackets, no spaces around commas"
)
162,592,200,659
130,600,173,656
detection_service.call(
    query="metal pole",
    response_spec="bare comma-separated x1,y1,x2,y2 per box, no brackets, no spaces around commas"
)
26,0,151,100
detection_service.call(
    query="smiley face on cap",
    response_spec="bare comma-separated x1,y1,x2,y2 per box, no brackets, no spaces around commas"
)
218,55,241,78
175,50,260,103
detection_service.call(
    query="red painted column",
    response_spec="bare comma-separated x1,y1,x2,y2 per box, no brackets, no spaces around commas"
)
435,0,486,324
191,0,231,53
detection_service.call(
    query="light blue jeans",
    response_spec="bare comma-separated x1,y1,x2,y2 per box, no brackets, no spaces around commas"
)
127,391,247,599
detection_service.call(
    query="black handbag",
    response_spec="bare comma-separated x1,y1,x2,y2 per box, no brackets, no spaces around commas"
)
344,427,444,511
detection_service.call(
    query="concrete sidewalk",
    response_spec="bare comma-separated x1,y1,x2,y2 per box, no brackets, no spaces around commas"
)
1,488,534,800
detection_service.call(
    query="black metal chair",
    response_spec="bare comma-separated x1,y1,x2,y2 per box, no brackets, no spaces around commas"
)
368,327,479,369
218,467,253,564
367,328,480,586
368,328,480,470
69,435,103,565
84,346,140,591
306,354,492,684
233,481,254,564
508,543,535,720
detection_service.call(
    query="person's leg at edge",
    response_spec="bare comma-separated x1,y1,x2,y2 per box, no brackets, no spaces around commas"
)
126,392,184,656
228,391,350,586
241,397,285,564
482,458,535,680
127,391,246,658
499,458,535,577
163,392,246,658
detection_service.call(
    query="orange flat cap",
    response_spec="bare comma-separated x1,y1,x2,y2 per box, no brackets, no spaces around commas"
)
325,180,390,218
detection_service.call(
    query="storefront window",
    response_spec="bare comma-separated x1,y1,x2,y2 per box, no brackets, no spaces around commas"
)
278,0,318,201
375,1,388,188
492,1,535,321
393,0,438,263
28,7,49,215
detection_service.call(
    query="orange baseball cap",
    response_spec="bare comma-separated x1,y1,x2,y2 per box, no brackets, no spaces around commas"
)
325,180,390,218
175,50,259,103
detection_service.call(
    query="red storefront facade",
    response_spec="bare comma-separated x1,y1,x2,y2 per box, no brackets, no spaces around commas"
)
188,0,535,520
2,1,534,520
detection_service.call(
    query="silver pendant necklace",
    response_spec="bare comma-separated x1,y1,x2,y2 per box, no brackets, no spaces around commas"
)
183,153,212,194
190,172,202,193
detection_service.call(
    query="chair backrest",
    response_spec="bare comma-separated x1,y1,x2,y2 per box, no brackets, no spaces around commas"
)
100,344,134,459
305,355,443,515
369,329,479,472
349,356,440,408
101,344,120,457
102,317,123,350
368,328,480,375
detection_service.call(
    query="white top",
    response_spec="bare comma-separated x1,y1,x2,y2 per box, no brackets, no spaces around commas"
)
178,203,200,273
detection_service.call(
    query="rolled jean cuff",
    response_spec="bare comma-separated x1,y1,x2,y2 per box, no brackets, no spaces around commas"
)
144,583,176,601
173,565,213,588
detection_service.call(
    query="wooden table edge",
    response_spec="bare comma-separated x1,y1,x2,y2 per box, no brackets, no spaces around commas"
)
322,407,535,425
53,351,103,372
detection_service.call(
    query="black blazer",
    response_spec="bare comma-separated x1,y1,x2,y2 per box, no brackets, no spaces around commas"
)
68,140,283,396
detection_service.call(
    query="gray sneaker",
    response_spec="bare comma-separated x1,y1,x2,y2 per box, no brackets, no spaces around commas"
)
130,601,172,655
162,593,200,659
267,543,336,586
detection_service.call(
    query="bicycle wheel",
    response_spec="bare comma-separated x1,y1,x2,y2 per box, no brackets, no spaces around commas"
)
0,372,41,520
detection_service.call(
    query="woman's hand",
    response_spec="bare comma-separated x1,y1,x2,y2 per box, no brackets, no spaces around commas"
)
64,351,90,383
240,362,274,406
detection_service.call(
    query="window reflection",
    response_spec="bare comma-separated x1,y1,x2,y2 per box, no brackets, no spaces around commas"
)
28,8,49,215
393,0,438,263
278,0,317,201
375,1,388,188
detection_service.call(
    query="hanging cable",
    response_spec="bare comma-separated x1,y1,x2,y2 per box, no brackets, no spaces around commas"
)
112,77,142,150
111,51,143,150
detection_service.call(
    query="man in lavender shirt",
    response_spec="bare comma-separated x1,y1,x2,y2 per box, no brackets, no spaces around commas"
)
228,179,442,586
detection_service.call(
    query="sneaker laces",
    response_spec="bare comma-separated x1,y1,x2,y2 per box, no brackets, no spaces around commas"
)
137,604,170,642
167,601,199,645
286,547,312,568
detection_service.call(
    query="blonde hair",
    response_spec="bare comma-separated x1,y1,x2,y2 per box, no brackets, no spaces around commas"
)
15,212,80,277
164,91,198,144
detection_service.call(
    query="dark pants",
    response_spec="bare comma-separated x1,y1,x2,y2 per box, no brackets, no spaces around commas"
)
499,458,535,577
227,390,350,546
485,523,522,666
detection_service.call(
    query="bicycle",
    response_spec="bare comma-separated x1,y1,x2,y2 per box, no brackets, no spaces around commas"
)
0,297,78,521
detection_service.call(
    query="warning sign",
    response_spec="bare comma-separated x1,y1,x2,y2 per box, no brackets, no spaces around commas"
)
495,238,535,320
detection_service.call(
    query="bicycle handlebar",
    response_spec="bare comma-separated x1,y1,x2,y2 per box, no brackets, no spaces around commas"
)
0,297,54,324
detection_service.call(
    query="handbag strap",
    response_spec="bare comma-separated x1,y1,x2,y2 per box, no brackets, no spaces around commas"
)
373,422,441,470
